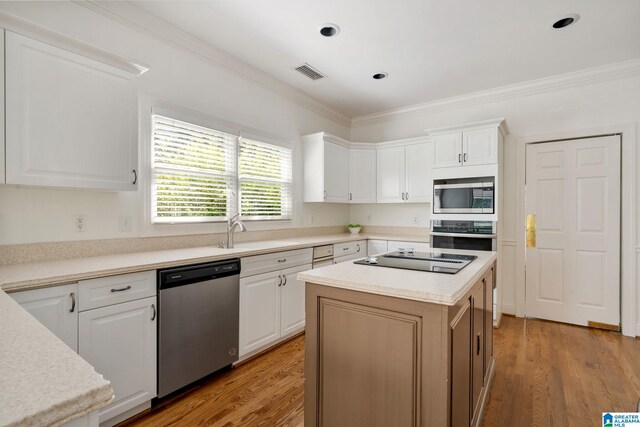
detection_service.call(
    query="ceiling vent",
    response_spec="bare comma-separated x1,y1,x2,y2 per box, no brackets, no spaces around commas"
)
294,63,326,81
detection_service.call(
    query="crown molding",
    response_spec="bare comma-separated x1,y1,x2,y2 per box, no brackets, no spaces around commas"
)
352,58,640,128
74,0,352,128
426,118,507,136
0,10,148,76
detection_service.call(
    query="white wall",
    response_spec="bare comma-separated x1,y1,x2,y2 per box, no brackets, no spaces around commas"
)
351,74,640,333
0,2,350,245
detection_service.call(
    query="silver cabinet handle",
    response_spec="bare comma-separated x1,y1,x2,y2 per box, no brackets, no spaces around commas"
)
349,193,352,201
356,244,361,253
151,303,156,321
406,192,409,200
401,192,405,200
132,169,137,185
111,285,132,293
458,153,462,163
464,153,468,163
69,292,76,313
277,258,287,263
277,275,282,286
324,190,327,200
282,275,287,286
343,247,349,251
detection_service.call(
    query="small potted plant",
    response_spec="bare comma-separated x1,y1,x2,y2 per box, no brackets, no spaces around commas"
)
347,223,362,234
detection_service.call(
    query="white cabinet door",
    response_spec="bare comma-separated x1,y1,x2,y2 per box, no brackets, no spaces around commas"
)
280,264,312,336
5,31,138,191
10,284,79,352
367,240,388,256
79,297,156,423
239,271,281,356
463,128,498,166
0,30,4,184
349,148,377,203
377,146,405,203
432,133,463,169
405,142,433,203
324,142,349,202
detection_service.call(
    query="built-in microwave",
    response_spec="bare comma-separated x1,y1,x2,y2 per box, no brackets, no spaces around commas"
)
433,177,495,214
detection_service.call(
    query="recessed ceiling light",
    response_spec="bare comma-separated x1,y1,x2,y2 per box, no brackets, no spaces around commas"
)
552,14,580,29
319,24,340,37
372,73,388,80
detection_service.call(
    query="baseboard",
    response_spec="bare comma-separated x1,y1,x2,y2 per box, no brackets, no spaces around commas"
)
501,304,516,316
636,324,640,339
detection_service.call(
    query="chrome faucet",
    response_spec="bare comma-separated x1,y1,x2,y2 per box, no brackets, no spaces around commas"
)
226,213,247,249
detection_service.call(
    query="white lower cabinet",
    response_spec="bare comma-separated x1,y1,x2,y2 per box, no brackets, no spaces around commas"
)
367,240,388,256
10,283,79,352
388,240,431,252
239,263,312,357
79,296,157,425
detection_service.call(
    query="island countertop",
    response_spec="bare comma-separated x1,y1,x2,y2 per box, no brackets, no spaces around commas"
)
297,248,497,306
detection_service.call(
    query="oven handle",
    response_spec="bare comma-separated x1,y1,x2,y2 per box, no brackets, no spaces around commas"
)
430,232,497,239
433,182,493,190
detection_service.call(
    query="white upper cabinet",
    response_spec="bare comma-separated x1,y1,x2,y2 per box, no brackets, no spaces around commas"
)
4,31,144,191
405,143,433,203
303,133,349,203
376,146,406,203
463,128,498,166
377,141,432,204
349,148,376,203
324,141,349,202
431,125,500,169
0,30,5,185
432,133,463,169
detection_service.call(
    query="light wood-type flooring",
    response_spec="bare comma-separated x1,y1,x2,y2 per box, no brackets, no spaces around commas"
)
126,316,640,427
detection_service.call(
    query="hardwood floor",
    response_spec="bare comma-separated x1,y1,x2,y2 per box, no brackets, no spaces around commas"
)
482,315,640,427
125,335,305,427
126,317,640,427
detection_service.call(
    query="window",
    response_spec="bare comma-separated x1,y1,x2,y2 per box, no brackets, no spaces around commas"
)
239,138,292,220
151,114,293,223
151,115,236,223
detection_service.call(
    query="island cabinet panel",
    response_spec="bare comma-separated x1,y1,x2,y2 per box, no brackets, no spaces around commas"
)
450,301,471,427
319,299,420,427
471,284,485,422
484,267,494,381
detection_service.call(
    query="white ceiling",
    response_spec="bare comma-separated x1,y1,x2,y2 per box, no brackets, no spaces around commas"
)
131,0,640,118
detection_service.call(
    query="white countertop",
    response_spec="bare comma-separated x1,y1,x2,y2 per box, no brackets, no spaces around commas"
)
297,248,497,305
0,233,428,293
0,291,113,427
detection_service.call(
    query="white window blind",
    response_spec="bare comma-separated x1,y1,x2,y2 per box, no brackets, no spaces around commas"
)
238,138,292,220
151,115,237,223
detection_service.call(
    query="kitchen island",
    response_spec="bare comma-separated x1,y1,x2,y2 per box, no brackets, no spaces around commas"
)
298,249,497,427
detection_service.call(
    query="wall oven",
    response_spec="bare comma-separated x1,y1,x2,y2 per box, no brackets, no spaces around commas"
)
433,177,494,215
430,220,496,252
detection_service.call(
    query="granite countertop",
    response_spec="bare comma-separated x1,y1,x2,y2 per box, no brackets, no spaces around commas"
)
0,291,113,427
297,248,497,306
0,233,429,293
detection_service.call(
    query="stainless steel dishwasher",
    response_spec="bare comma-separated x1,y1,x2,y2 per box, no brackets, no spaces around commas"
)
157,259,240,398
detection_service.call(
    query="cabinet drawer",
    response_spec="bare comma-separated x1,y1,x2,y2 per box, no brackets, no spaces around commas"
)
79,271,156,311
241,248,312,278
334,252,364,264
333,240,365,257
313,245,333,259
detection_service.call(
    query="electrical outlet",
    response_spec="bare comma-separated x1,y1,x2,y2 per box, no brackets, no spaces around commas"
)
74,215,86,233
367,214,372,224
413,216,420,225
119,215,132,232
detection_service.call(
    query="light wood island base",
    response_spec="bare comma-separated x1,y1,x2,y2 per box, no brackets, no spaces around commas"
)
304,261,496,427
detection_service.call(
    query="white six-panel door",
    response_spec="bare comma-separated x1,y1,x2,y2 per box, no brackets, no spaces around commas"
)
525,136,621,327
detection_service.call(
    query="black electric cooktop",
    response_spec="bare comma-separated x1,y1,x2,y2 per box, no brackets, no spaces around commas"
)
353,251,477,274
